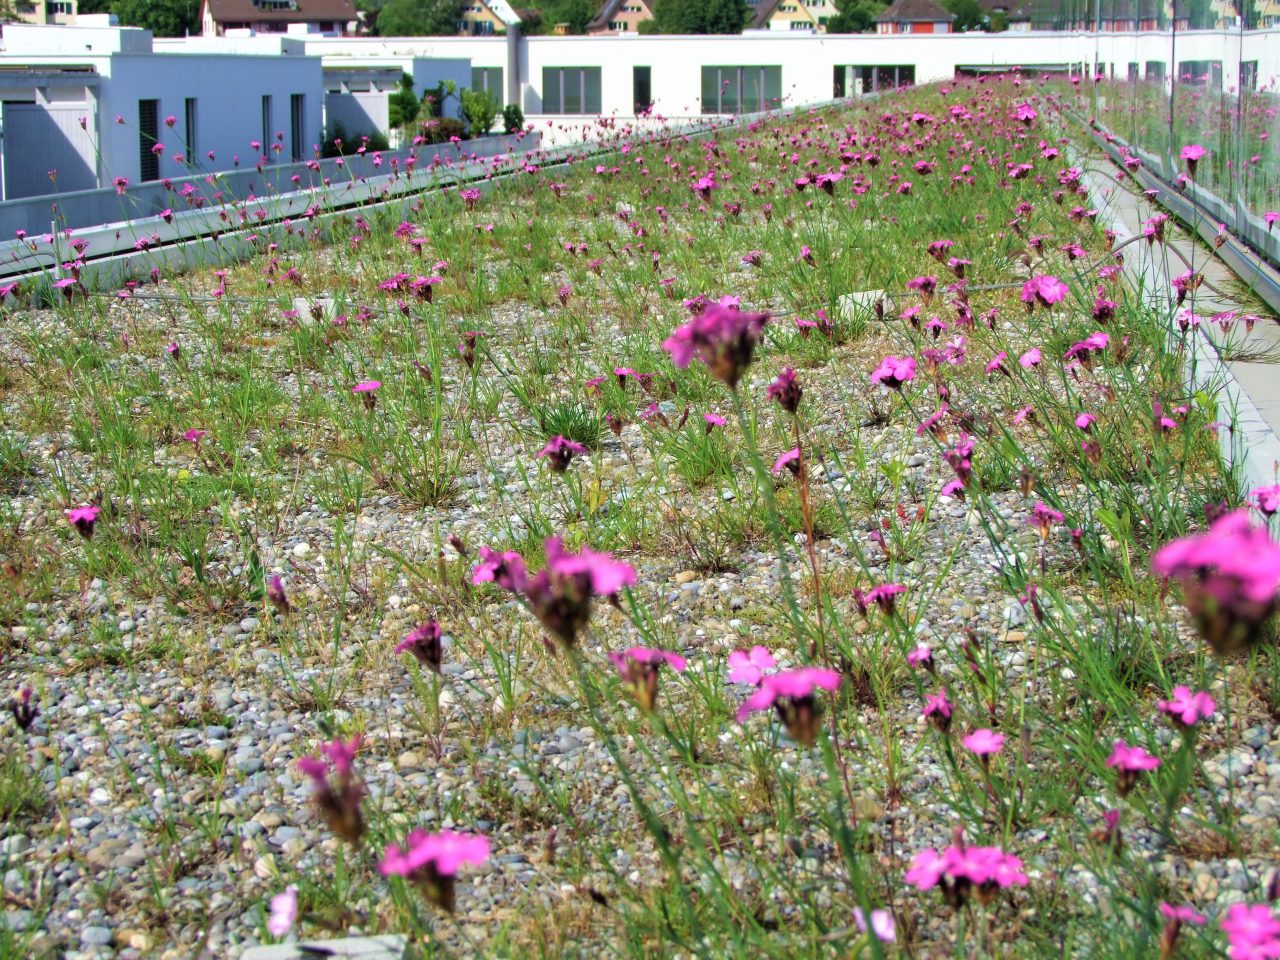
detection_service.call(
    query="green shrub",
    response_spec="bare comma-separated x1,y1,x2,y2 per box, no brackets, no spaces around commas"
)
502,102,525,135
416,117,467,144
321,122,390,158
461,88,499,137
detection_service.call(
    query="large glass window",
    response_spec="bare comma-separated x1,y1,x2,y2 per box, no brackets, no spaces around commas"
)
700,66,782,115
633,66,651,114
541,67,602,115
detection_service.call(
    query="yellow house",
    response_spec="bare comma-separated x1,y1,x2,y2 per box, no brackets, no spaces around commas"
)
12,0,78,25
749,0,841,31
459,0,513,35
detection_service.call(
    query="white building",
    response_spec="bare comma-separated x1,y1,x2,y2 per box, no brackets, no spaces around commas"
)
0,21,323,201
305,28,1280,145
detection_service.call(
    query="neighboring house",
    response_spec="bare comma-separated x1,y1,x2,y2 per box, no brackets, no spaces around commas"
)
459,0,525,35
749,0,840,31
874,0,954,32
199,0,358,36
1022,0,1188,29
12,0,78,25
586,0,655,34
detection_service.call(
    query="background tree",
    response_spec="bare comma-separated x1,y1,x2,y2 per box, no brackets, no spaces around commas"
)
652,0,748,32
110,0,199,36
826,0,886,31
940,0,987,29
374,0,464,35
526,0,595,32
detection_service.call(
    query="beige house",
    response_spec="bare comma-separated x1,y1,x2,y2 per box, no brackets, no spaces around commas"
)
12,0,78,26
459,0,521,35
586,0,655,34
750,0,841,31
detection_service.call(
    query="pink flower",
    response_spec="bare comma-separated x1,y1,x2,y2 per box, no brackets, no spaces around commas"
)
866,582,905,615
1250,484,1280,516
608,647,687,711
475,537,634,647
1180,143,1207,176
905,842,1028,906
772,447,801,476
537,435,588,473
1027,501,1064,539
380,829,489,911
727,646,776,685
66,504,101,539
703,413,726,431
766,367,802,414
267,885,298,938
1075,413,1096,432
870,355,916,390
662,302,770,388
297,736,365,844
922,689,952,731
1019,348,1042,368
1221,903,1280,960
183,429,208,443
1152,511,1280,653
737,667,841,746
1107,740,1160,771
1021,275,1069,310
853,907,896,942
1159,902,1206,925
395,621,443,673
906,643,933,670
1156,686,1215,728
352,379,380,392
1107,739,1160,796
962,728,1005,756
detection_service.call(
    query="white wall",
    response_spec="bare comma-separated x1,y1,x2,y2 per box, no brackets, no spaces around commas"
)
91,54,324,183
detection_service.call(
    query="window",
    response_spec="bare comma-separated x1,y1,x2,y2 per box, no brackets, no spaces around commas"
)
700,66,782,115
138,98,159,182
261,95,272,162
1127,62,1139,80
633,66,651,114
471,67,503,98
290,93,305,162
184,97,198,163
541,67,602,115
1145,61,1165,80
1241,60,1257,91
45,1,73,13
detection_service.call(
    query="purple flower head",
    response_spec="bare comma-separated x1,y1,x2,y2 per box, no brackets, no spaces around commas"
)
962,728,1005,757
905,841,1028,908
923,689,952,731
1021,275,1069,311
907,643,934,673
737,667,841,747
66,504,101,539
472,546,529,593
379,829,490,913
1107,739,1161,795
395,621,443,673
728,646,777,686
266,574,290,615
267,885,298,938
1152,511,1280,654
853,907,896,943
1027,501,1064,539
870,355,916,391
1221,903,1280,960
9,687,38,732
1179,143,1207,177
866,582,905,615
1156,686,1216,728
662,302,770,388
297,735,365,844
766,367,802,414
1250,484,1280,517
703,412,726,432
608,646,687,712
772,447,801,477
537,435,588,473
